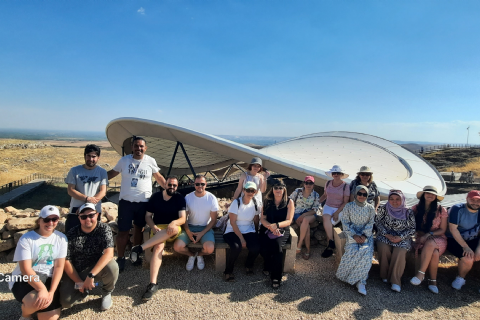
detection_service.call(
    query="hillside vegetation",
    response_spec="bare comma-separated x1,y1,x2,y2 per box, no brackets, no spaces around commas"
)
0,139,121,186
421,148,480,176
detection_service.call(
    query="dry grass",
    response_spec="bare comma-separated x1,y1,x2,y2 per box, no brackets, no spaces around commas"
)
443,157,480,176
0,139,121,186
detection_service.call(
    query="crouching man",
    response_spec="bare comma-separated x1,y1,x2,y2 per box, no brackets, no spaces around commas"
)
60,203,119,311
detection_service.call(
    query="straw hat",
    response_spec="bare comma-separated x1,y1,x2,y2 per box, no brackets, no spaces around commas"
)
357,166,373,174
325,165,349,179
416,185,444,201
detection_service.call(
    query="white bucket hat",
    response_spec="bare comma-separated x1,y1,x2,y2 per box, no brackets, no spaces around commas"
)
325,165,349,179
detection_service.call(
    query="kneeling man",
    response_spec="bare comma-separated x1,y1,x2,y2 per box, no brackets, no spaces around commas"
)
130,176,186,300
60,203,118,311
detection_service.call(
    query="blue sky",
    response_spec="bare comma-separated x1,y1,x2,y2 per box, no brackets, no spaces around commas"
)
1,1,479,143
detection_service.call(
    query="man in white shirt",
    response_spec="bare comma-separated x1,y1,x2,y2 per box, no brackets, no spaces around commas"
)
173,175,219,271
107,137,166,272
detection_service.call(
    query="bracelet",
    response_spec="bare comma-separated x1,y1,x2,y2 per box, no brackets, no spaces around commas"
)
85,196,88,202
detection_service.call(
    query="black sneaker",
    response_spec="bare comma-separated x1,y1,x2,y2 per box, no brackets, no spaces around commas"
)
130,245,144,263
117,257,126,273
142,283,159,301
328,240,336,250
321,247,334,258
132,257,143,267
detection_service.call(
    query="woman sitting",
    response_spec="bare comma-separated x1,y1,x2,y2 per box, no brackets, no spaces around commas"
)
349,166,380,211
319,165,350,258
289,176,321,260
259,179,294,288
223,181,261,281
336,186,376,295
9,206,67,320
410,186,448,294
375,189,416,292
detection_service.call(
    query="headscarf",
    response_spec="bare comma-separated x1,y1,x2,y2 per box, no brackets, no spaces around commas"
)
354,185,368,207
386,189,409,220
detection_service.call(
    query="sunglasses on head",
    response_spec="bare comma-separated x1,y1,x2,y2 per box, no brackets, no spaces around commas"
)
359,173,371,176
43,217,59,223
304,181,314,185
332,172,343,176
357,192,368,197
195,183,206,187
273,186,285,190
390,189,402,193
167,183,178,188
79,213,97,220
245,188,256,193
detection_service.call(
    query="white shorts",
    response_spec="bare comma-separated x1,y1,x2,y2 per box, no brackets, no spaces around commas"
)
322,204,342,226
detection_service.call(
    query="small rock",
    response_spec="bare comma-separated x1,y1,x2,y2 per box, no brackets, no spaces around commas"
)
310,220,319,229
15,211,30,218
108,221,119,234
314,230,326,241
23,208,35,213
4,206,17,213
0,211,8,223
0,238,15,252
105,208,118,221
7,218,38,231
0,223,5,233
0,208,4,214
56,220,66,234
60,208,70,216
2,230,13,239
101,216,108,223
30,212,39,217
14,229,29,244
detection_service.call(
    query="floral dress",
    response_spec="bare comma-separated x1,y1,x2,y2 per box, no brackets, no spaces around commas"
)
411,204,448,255
336,202,376,285
375,206,416,250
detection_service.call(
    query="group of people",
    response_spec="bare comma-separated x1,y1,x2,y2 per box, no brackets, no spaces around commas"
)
8,139,480,320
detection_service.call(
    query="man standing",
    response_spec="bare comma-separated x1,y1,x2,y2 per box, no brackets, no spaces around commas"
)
65,144,108,233
173,175,219,271
60,203,118,311
107,136,166,272
129,176,186,300
447,190,480,290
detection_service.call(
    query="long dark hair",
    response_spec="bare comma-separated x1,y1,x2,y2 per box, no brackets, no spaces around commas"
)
263,183,288,212
415,194,439,233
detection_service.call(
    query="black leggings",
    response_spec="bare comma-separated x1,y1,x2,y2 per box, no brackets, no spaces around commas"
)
223,232,260,274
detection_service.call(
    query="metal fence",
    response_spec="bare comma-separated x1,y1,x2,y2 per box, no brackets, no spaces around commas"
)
0,173,65,196
414,144,480,154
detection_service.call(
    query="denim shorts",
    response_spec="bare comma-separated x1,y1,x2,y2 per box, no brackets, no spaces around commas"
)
177,225,215,245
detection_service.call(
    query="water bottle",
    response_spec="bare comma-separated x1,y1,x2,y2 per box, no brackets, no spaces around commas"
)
75,282,99,289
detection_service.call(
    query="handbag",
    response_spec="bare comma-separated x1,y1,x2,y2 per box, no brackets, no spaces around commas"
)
265,229,284,239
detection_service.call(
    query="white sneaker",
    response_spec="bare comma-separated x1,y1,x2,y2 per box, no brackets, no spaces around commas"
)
356,282,367,295
186,253,197,271
391,284,401,292
452,276,466,290
197,255,205,270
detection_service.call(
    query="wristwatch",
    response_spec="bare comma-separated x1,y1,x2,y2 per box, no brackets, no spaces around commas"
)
87,272,95,279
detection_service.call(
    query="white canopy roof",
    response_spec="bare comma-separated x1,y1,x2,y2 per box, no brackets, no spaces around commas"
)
106,117,446,199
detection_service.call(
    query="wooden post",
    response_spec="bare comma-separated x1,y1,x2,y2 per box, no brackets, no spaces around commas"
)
215,248,226,272
333,227,346,265
283,226,297,273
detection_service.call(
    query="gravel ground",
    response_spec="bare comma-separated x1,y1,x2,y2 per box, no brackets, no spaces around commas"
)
1,248,479,320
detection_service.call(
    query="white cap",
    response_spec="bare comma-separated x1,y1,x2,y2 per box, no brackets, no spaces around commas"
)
78,203,96,213
39,205,60,219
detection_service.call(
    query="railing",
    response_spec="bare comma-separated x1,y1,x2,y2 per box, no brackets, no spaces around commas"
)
0,173,65,196
414,144,480,154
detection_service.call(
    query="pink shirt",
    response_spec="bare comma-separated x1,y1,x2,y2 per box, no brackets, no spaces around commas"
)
325,181,349,208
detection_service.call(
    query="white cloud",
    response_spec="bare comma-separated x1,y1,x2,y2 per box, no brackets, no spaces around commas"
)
137,7,145,15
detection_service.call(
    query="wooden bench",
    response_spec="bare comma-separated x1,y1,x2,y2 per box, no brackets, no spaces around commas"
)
143,227,298,273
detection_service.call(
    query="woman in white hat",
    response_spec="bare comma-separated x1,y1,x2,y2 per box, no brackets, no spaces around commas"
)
319,165,350,258
410,186,448,294
349,166,380,211
9,205,68,320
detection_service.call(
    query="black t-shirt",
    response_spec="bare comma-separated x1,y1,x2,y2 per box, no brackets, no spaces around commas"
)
146,191,186,224
66,222,114,272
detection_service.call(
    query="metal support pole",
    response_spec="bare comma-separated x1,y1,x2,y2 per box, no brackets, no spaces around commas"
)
221,164,234,182
233,163,246,173
178,142,196,178
167,142,180,176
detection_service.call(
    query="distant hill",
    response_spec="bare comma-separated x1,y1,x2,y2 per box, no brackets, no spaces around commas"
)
0,129,106,141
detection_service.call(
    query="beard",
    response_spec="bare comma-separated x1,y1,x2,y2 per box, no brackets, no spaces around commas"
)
466,202,480,211
166,188,175,196
85,161,96,168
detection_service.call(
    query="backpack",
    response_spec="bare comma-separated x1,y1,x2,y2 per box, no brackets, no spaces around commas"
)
216,197,258,233
321,180,347,207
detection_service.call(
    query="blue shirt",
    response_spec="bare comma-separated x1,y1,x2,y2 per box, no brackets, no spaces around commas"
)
447,203,480,240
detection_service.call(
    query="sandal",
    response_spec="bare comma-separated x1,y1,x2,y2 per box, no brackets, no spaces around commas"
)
428,279,439,294
223,273,235,282
296,247,302,254
302,252,311,260
246,268,254,276
410,270,425,286
272,279,281,289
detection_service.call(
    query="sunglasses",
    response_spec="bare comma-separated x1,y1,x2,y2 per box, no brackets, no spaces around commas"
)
79,213,97,220
273,186,285,190
359,173,371,176
390,189,402,193
167,183,178,188
195,183,206,187
304,181,314,185
43,217,59,223
332,172,343,176
245,188,256,193
357,192,368,197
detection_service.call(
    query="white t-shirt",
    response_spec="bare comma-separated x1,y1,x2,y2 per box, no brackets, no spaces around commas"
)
225,197,260,234
9,230,68,290
113,154,160,202
185,191,219,226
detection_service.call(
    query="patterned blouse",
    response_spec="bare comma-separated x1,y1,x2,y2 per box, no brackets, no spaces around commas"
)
375,205,416,250
289,188,321,214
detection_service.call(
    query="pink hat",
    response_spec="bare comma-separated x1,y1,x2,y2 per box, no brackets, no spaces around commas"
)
304,176,315,183
467,190,480,200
